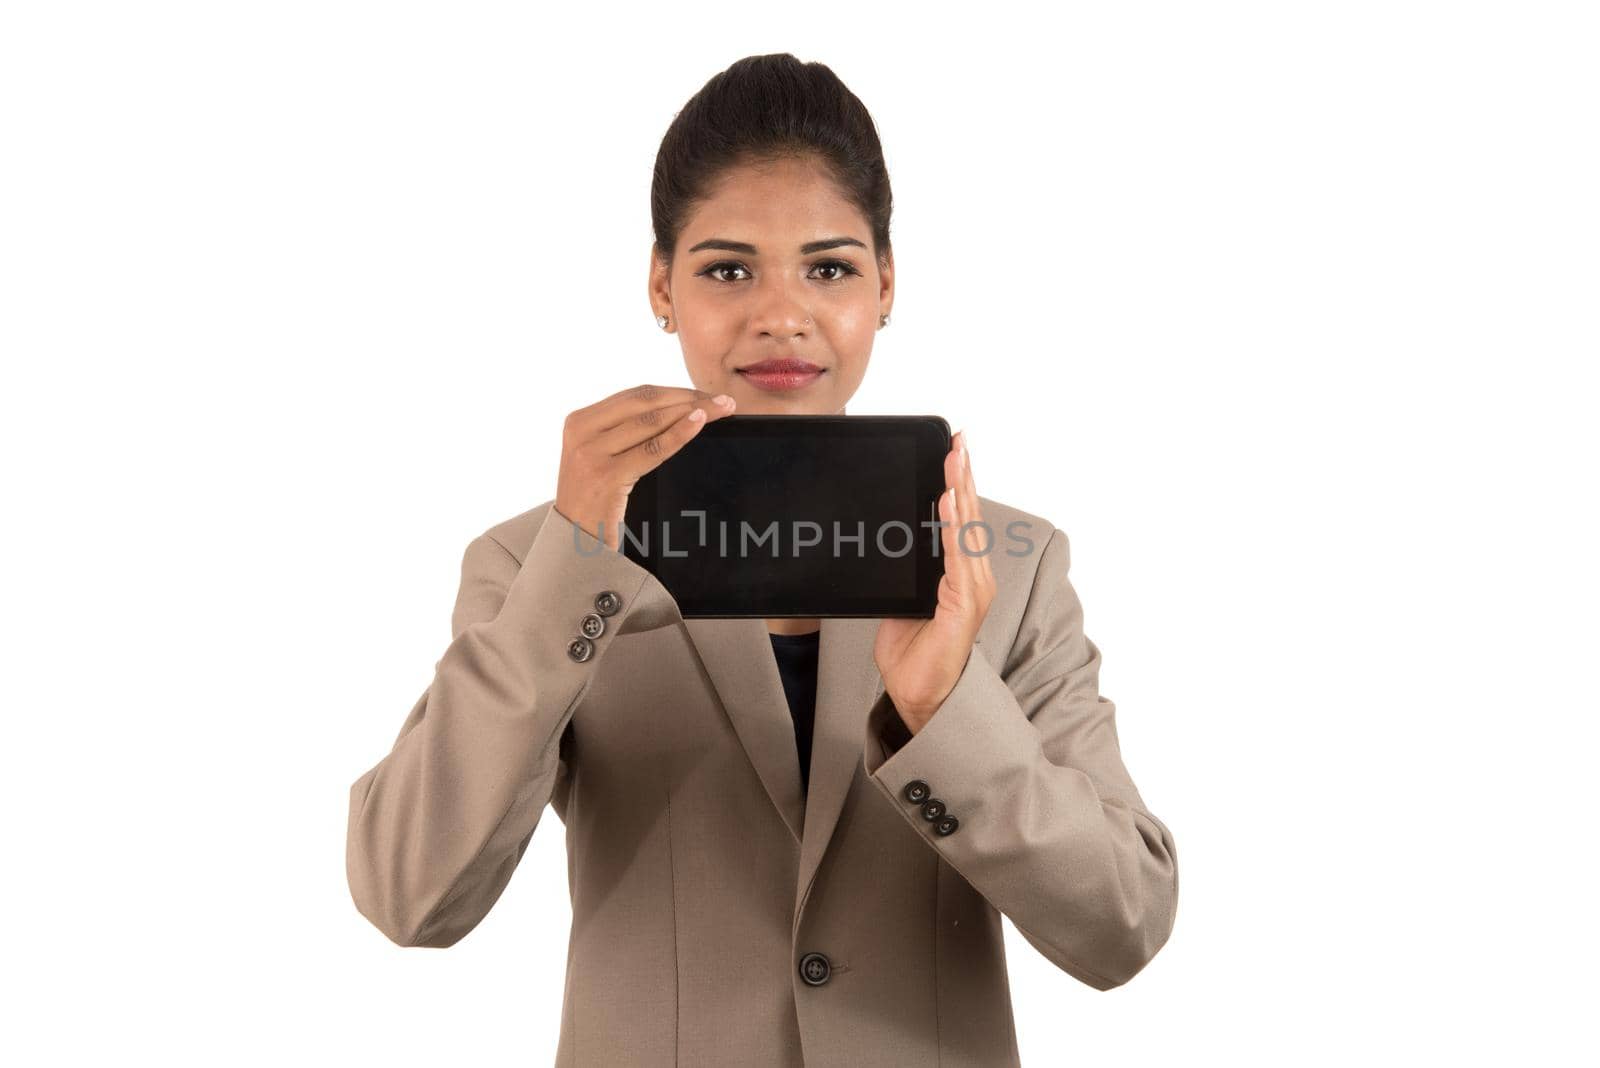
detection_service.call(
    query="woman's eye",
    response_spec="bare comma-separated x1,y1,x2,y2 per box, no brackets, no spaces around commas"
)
812,259,860,282
703,262,750,283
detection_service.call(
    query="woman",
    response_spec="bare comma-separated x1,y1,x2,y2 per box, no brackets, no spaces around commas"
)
346,53,1178,1066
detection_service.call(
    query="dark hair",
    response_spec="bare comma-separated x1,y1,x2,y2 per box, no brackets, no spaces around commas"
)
651,53,893,272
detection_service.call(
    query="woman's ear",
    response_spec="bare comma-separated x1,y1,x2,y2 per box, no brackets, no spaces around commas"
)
647,244,673,324
879,246,895,321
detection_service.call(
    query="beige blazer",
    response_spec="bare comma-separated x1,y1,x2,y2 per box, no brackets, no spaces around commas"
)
346,497,1178,1066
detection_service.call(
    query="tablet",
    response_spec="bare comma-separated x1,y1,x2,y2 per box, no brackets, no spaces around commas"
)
621,414,951,618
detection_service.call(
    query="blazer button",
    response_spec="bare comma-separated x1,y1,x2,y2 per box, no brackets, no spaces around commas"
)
920,798,947,821
935,815,960,836
566,636,594,663
580,612,606,639
798,952,832,987
903,779,930,804
594,590,622,617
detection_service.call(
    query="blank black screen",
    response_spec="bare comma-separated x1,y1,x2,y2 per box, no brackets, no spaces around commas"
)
624,425,937,616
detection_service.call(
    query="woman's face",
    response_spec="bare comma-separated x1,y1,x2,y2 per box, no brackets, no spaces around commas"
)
649,156,893,415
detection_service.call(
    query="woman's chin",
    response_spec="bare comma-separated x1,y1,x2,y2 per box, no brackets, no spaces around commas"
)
727,387,834,416
737,401,833,416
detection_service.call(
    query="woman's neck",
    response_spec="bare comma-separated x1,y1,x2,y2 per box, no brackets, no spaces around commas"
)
767,618,821,636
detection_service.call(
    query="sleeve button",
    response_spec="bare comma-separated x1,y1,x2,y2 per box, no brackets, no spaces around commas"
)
580,612,606,639
920,798,947,822
903,779,930,804
566,636,594,662
934,815,960,836
594,590,622,616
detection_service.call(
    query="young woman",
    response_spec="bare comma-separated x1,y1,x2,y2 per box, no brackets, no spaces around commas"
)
347,53,1178,1066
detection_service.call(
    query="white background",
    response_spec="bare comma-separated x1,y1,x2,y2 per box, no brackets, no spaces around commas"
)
4,3,1596,1064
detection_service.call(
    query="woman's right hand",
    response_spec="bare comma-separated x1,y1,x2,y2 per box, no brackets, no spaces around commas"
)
555,384,738,552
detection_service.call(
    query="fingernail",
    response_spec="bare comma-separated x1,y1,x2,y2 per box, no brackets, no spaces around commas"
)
713,394,735,407
688,407,706,423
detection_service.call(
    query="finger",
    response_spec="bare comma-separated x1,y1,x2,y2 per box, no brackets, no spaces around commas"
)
942,445,973,595
612,402,721,484
954,431,991,583
950,432,987,603
595,393,735,457
574,384,717,436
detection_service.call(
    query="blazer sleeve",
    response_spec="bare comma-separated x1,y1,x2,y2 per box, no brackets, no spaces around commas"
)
861,525,1179,991
346,505,680,948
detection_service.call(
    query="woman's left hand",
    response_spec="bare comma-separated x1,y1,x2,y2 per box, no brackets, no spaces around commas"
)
874,429,996,735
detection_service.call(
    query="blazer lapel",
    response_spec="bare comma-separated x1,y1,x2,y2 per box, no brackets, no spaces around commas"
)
795,616,886,918
683,617,807,842
680,614,887,899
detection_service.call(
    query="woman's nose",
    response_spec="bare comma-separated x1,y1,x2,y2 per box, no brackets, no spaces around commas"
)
748,277,813,338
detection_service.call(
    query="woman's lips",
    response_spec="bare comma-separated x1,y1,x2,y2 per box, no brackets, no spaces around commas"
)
736,359,824,392
738,368,824,391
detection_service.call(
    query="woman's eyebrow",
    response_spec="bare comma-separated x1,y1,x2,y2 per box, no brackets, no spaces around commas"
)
687,236,868,255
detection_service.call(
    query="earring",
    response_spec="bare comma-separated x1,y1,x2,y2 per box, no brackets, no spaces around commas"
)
656,315,669,329
879,313,890,328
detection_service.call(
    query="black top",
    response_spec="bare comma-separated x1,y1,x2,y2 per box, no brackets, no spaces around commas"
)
768,629,821,796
